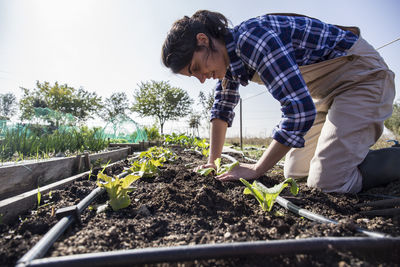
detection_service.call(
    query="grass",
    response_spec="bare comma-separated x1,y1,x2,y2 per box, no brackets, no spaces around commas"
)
371,133,399,149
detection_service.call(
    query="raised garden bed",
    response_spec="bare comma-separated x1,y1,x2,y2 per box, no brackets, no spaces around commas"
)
0,141,161,201
1,146,399,266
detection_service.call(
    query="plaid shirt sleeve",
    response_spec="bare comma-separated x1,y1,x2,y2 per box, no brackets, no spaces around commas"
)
237,27,316,148
210,78,240,127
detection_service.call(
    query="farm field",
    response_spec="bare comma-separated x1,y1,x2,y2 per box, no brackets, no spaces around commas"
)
1,145,399,266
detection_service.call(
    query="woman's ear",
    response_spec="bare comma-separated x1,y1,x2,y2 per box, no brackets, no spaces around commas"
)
196,33,209,47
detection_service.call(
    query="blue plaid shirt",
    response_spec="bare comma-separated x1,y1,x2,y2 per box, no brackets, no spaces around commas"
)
210,14,358,147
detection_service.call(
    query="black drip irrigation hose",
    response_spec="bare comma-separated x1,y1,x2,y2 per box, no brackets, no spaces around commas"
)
224,154,391,238
275,196,390,238
16,172,129,267
20,237,400,267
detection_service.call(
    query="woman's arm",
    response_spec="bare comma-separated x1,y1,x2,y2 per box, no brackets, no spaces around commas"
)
254,139,291,175
194,118,227,171
208,118,228,164
217,139,291,181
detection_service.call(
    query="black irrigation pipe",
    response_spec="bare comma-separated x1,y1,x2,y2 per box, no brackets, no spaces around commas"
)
16,171,129,267
275,196,389,238
19,237,400,267
224,154,391,238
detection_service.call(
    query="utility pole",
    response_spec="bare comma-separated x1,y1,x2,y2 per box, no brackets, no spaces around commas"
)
240,98,243,150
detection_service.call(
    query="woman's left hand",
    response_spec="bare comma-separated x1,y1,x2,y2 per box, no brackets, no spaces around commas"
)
216,163,260,182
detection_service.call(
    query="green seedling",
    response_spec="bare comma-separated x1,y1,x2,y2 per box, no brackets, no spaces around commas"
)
126,146,176,178
96,172,141,211
194,138,210,158
240,178,299,212
139,146,176,163
88,167,93,181
197,158,239,176
37,186,41,208
128,158,162,178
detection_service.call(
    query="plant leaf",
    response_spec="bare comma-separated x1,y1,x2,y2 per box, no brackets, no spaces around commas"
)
240,178,299,212
197,167,215,176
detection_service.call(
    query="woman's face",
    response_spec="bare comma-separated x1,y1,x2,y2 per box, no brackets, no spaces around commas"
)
179,33,229,83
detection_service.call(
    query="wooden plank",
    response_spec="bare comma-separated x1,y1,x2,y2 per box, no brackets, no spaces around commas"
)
0,160,122,224
0,147,129,200
89,147,129,167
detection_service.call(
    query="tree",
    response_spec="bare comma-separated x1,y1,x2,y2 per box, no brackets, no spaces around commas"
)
101,92,130,136
384,102,400,135
188,112,201,137
19,81,102,126
198,89,215,134
131,80,193,135
0,93,17,120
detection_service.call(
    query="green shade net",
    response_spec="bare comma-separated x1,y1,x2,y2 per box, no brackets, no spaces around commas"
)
103,114,147,143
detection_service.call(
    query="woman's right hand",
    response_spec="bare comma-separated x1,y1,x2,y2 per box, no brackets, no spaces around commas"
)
193,162,217,173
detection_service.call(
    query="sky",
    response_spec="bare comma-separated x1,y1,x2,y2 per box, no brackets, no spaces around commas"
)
0,0,399,137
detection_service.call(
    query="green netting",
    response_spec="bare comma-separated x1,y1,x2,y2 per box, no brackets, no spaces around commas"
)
103,114,147,143
34,107,75,126
0,108,147,161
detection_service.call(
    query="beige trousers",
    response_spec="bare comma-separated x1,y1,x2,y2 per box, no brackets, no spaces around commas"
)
282,37,396,193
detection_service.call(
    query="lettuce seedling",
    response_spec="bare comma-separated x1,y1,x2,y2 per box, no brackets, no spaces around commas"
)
197,158,239,176
194,138,210,158
37,186,41,208
240,178,299,212
139,146,176,163
96,172,141,211
128,158,163,178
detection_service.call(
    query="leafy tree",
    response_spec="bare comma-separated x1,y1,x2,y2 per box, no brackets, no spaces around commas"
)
144,124,161,141
384,102,400,135
19,81,102,126
101,92,130,136
131,80,193,135
188,112,201,137
198,89,215,134
0,92,17,120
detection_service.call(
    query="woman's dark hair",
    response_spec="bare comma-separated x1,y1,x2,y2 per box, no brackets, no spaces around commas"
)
162,10,229,73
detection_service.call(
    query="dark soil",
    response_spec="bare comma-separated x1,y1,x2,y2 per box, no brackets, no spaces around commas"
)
1,147,400,266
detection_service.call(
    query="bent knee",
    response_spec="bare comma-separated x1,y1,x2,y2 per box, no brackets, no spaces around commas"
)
307,168,362,193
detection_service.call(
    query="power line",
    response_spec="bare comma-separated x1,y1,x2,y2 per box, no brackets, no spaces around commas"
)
242,90,265,101
376,37,400,50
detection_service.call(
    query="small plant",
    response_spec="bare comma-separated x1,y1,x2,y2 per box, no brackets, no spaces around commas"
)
96,172,141,211
240,178,299,212
194,138,209,157
126,146,176,178
37,186,41,208
197,158,239,176
128,159,162,178
139,146,176,163
88,167,93,181
164,133,209,158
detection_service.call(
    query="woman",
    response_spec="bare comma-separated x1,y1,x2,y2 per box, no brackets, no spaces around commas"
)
161,10,398,193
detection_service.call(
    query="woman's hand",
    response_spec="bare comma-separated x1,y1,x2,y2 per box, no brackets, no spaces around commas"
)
193,162,217,173
216,163,260,182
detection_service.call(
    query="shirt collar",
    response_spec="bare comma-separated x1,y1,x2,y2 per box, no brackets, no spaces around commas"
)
224,28,249,86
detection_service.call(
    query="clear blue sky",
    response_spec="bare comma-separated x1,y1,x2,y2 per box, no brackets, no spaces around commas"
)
0,0,399,137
